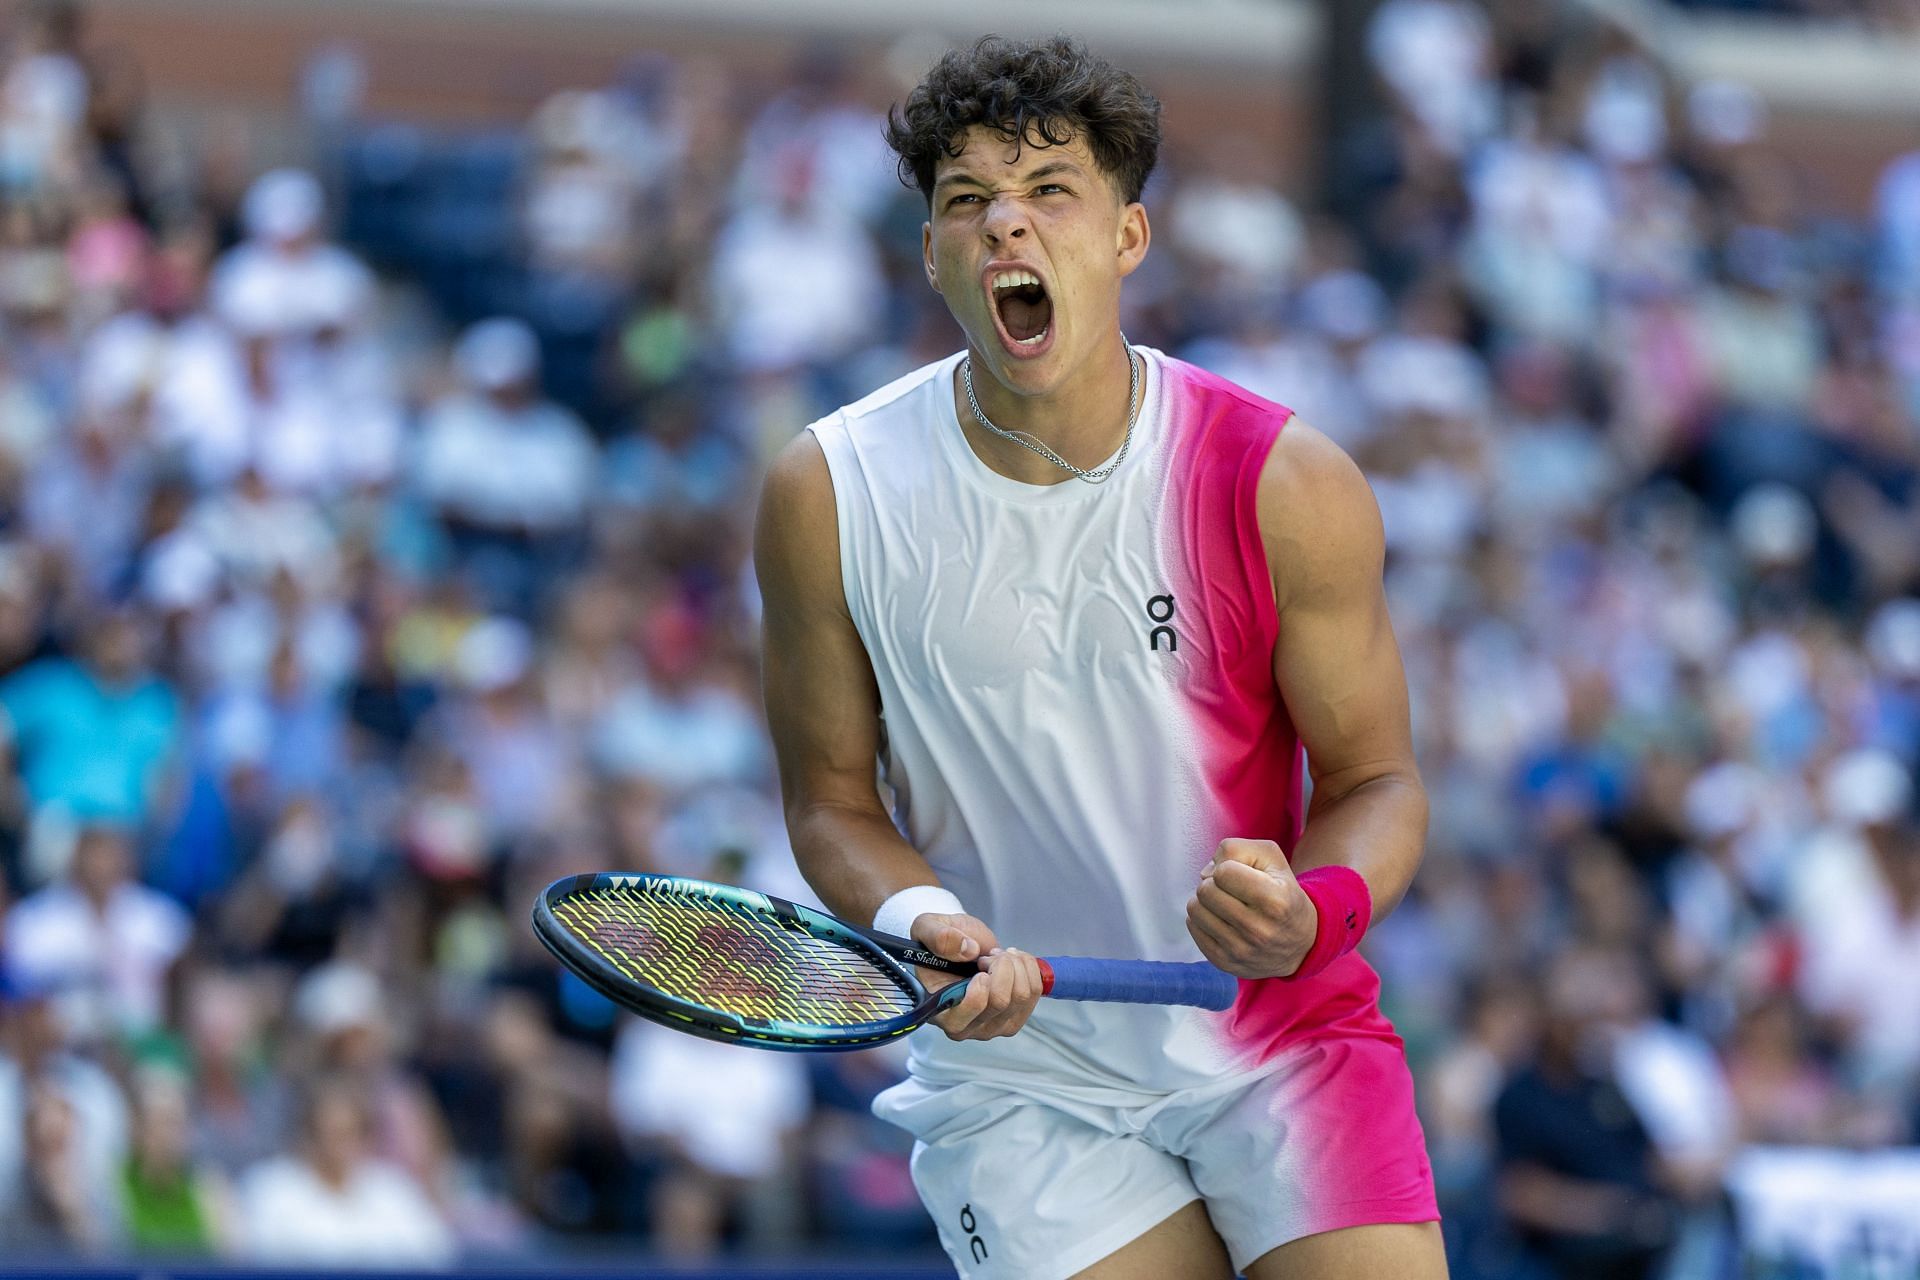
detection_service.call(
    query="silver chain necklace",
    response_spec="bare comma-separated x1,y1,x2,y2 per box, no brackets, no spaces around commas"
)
962,343,1140,485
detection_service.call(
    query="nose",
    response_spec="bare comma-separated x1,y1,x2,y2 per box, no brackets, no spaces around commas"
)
982,195,1029,245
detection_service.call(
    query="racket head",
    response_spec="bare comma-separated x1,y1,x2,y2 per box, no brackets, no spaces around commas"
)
531,873,937,1052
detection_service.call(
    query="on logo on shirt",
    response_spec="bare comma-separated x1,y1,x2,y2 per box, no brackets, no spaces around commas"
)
1147,593,1177,652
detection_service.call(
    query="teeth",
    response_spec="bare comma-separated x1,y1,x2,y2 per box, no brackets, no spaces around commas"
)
1015,329,1048,346
992,269,1041,292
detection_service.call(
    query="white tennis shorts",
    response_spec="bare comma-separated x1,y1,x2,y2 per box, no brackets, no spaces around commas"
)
873,1031,1438,1280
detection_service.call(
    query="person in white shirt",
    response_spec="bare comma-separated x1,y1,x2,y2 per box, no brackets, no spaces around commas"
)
609,1015,810,1255
1795,749,1920,1092
415,318,598,532
236,1076,453,1266
5,824,189,1040
415,317,599,612
208,170,375,347
0,992,130,1249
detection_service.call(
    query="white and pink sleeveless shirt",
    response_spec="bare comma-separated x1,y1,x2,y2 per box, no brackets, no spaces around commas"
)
808,347,1395,1100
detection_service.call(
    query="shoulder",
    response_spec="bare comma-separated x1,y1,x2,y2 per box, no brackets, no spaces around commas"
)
1258,415,1373,514
119,884,191,943
358,1159,433,1202
1152,351,1299,490
816,354,955,442
0,658,42,699
755,431,844,616
759,430,835,531
767,353,960,519
1155,351,1293,419
6,654,70,687
9,883,83,935
1254,415,1384,611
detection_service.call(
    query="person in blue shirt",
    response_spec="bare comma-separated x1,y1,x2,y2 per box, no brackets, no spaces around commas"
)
0,607,179,882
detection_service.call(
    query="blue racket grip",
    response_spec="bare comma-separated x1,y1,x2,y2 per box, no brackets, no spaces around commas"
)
1039,957,1239,1010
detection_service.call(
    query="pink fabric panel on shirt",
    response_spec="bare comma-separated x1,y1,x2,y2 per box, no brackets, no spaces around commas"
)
1157,358,1398,1063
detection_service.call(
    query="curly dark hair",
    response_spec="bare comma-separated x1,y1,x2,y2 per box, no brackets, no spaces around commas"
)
884,35,1163,206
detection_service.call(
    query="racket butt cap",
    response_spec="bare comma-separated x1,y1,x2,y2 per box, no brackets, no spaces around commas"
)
1036,957,1055,996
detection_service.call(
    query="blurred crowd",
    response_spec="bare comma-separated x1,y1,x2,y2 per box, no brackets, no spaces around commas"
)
0,0,1914,1275
1666,0,1920,30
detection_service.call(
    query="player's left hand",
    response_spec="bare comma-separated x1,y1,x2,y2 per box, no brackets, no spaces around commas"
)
1185,838,1319,979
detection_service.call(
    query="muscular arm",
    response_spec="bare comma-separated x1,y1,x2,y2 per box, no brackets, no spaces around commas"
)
754,433,1041,1038
1262,418,1427,917
1185,417,1427,977
754,433,941,924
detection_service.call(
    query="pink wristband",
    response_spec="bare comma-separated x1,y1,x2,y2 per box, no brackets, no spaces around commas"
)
1281,866,1373,982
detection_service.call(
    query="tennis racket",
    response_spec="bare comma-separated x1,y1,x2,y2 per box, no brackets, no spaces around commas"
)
532,872,1239,1052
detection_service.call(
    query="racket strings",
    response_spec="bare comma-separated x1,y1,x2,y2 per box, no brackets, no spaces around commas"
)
552,886,917,1028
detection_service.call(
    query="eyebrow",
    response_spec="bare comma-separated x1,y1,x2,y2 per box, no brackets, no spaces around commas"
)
934,160,1087,192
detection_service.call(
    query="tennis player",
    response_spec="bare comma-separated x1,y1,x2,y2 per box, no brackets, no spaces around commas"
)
755,35,1444,1279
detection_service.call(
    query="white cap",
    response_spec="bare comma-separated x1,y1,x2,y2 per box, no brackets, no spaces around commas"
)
243,169,326,243
1821,748,1913,829
1586,73,1666,165
455,317,540,392
1731,484,1815,566
294,962,382,1034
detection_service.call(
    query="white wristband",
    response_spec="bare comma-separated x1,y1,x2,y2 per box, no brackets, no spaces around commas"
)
873,884,965,941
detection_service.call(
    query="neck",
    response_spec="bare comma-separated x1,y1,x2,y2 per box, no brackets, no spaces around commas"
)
954,336,1138,485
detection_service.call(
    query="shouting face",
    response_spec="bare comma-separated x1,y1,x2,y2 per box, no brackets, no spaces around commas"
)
923,123,1149,401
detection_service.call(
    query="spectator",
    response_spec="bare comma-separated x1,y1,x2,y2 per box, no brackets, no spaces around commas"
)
0,986,128,1251
119,1065,232,1255
1493,948,1680,1280
208,169,373,357
1723,996,1844,1146
609,1013,810,1256
524,90,641,286
591,597,768,796
4,823,188,1038
235,1076,454,1266
414,317,597,611
2,1080,119,1252
0,608,178,881
291,962,458,1207
1794,749,1920,1097
708,155,885,376
176,967,290,1176
435,616,579,843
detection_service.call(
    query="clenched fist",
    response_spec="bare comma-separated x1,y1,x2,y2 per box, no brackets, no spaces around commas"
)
1184,838,1320,979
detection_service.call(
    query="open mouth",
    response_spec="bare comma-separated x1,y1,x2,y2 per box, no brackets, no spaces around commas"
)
990,269,1053,349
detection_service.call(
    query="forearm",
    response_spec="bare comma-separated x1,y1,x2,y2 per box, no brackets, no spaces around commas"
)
1286,769,1428,919
786,797,950,927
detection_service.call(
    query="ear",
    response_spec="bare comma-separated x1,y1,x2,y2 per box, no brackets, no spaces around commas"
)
1116,202,1151,279
922,221,940,294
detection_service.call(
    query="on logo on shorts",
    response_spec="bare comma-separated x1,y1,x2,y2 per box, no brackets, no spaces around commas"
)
959,1202,988,1263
